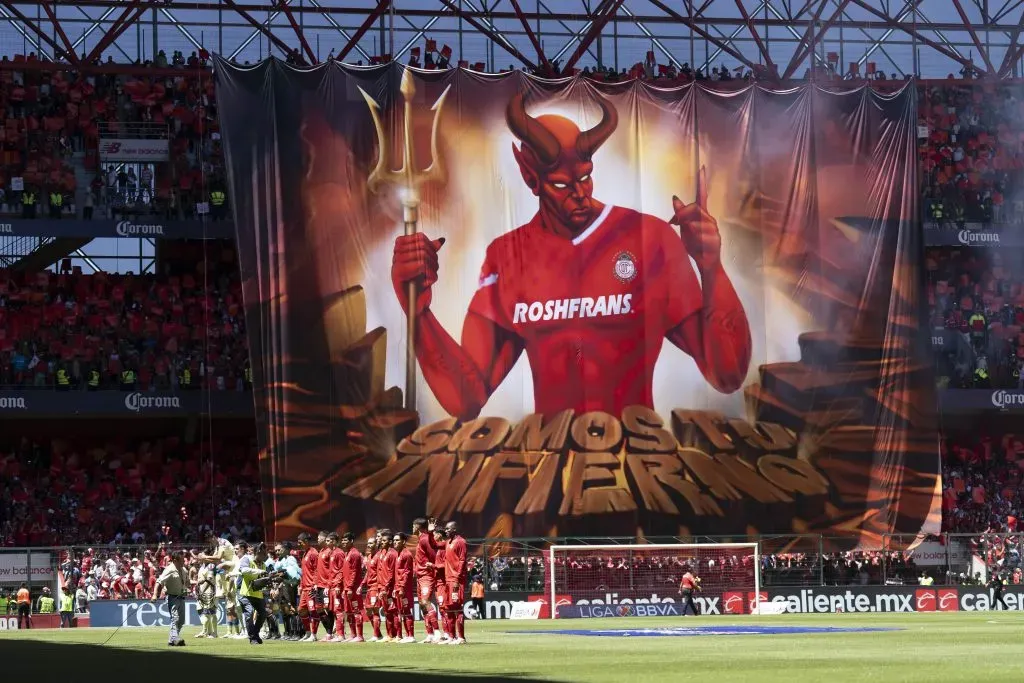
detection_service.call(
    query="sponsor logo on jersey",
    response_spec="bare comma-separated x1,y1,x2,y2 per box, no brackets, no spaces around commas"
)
512,294,633,324
613,251,638,282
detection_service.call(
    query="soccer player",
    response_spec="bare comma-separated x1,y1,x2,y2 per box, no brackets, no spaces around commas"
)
271,542,302,640
443,521,467,644
195,531,242,637
315,532,338,642
297,532,319,641
193,556,218,638
362,536,382,641
323,532,346,642
390,94,751,420
376,528,398,642
340,531,365,642
314,531,334,639
678,565,701,616
393,532,416,643
433,526,449,643
413,518,441,642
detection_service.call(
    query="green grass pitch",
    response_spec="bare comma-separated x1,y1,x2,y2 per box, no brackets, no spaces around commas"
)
2,613,1023,682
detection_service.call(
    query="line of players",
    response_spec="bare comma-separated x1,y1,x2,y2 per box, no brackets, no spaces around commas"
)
282,518,468,644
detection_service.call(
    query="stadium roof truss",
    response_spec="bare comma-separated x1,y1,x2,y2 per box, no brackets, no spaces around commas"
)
0,1,1022,78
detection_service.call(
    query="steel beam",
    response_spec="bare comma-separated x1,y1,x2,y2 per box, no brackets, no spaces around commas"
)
222,0,301,62
0,6,51,59
647,0,756,70
307,0,371,62
1,1,75,62
86,0,147,64
394,15,441,61
999,2,1024,75
620,4,684,68
337,0,389,62
783,0,856,79
41,2,80,64
509,0,548,68
564,0,625,72
735,0,774,66
437,0,538,69
951,0,995,73
278,0,317,64
847,0,979,74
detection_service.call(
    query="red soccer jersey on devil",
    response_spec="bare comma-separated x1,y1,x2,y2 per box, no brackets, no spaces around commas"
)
395,548,414,590
317,546,334,588
469,205,701,416
300,548,318,590
377,548,398,593
414,532,437,578
443,535,467,585
343,547,364,591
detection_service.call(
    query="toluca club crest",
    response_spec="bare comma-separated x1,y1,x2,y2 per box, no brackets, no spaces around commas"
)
614,251,638,282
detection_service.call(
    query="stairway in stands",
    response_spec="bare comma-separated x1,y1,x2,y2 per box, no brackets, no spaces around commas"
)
6,149,94,272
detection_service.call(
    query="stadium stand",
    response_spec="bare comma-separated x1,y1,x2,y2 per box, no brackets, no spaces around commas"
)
0,264,248,390
0,434,262,548
918,82,1024,226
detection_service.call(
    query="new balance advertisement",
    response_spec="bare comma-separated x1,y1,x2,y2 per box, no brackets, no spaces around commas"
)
217,59,938,546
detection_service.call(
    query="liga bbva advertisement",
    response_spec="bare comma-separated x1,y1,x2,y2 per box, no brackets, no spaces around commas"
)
216,59,939,548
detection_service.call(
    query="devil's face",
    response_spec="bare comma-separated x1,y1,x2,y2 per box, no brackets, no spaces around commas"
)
538,159,597,230
507,94,617,236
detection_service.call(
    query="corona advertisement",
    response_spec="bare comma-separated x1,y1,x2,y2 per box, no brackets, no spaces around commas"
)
216,60,939,548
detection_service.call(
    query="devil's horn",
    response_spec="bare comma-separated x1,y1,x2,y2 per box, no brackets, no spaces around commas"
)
505,93,561,168
576,95,618,160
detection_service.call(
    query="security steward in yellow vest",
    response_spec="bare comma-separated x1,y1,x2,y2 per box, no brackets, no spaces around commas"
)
49,190,63,219
21,190,36,218
210,189,226,220
87,368,100,391
120,368,136,390
56,366,71,391
244,363,252,388
37,589,55,614
179,367,192,390
239,542,279,644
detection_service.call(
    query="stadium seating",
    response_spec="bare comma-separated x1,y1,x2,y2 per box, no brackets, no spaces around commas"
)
0,51,224,218
0,266,248,390
0,434,261,550
919,83,1024,226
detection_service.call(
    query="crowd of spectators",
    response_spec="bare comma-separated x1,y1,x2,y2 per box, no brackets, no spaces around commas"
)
926,247,1024,389
0,49,227,221
919,82,1024,226
942,430,1024,535
0,256,249,391
0,433,261,548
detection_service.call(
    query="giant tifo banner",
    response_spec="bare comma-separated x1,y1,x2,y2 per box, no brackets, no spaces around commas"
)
216,60,939,547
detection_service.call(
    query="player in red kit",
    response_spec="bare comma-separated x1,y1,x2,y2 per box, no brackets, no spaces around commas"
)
297,532,318,641
315,531,335,640
376,529,398,642
412,518,441,642
392,532,416,643
392,93,751,419
432,526,449,643
325,532,346,642
339,532,365,642
361,536,383,641
442,521,467,645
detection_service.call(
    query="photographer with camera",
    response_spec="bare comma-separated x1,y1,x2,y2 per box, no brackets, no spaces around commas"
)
238,542,283,645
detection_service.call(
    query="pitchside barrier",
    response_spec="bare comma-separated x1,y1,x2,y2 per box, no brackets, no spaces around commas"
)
78,586,1024,628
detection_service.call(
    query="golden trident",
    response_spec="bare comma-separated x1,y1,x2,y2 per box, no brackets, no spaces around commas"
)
358,69,451,413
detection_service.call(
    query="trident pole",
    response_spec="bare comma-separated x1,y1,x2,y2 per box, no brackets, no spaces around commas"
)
359,68,451,413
